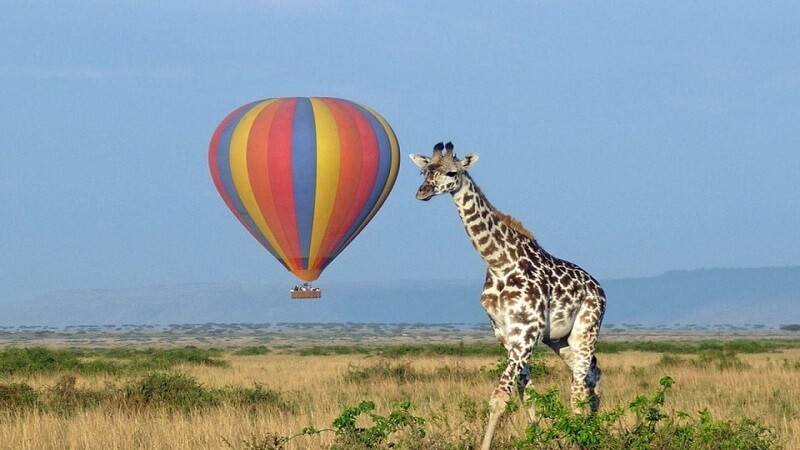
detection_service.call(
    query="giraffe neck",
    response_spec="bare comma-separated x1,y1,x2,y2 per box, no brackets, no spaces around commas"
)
452,174,531,272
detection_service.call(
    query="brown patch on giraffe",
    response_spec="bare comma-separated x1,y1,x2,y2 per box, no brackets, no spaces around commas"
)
470,223,487,235
526,284,542,298
507,273,525,288
524,327,538,343
501,290,521,302
513,309,534,323
481,293,499,309
489,253,511,267
492,228,504,242
466,214,482,224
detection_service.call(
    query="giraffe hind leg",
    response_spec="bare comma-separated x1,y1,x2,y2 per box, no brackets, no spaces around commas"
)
586,355,601,412
567,297,603,413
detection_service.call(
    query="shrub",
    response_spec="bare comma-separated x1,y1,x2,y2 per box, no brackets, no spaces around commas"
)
124,347,227,372
515,376,780,450
329,400,426,450
0,346,227,377
228,376,782,450
233,346,271,356
48,375,103,414
694,350,750,371
122,373,220,412
480,355,548,381
343,362,417,384
0,382,38,410
657,354,689,367
226,383,295,413
0,347,96,376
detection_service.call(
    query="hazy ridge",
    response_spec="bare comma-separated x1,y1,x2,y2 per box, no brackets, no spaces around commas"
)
2,266,798,327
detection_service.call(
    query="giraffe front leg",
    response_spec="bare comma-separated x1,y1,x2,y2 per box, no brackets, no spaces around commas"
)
517,362,540,424
481,359,516,450
481,333,539,450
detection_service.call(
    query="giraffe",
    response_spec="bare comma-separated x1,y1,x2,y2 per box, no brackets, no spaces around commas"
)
410,142,606,450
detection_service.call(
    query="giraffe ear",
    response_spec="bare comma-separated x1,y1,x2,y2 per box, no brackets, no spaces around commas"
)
461,153,479,169
409,154,430,168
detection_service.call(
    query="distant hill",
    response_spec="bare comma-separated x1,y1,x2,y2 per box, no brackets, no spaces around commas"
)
601,266,800,327
1,266,798,327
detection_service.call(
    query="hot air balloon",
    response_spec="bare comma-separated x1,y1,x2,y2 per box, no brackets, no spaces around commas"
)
208,97,400,299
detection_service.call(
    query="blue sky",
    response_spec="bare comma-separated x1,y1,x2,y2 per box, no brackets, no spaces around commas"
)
1,1,798,302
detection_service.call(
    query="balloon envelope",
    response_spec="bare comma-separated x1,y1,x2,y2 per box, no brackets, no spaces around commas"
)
209,97,400,282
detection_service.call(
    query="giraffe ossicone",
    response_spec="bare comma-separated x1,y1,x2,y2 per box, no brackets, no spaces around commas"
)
410,142,607,450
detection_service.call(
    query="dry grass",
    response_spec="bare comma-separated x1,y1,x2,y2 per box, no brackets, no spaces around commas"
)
1,347,798,449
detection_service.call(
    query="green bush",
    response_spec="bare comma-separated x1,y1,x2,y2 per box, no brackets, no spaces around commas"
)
694,350,750,371
657,354,689,367
233,346,271,356
225,383,295,413
0,347,104,376
343,362,417,383
122,373,220,412
48,375,103,414
0,382,39,410
0,346,227,377
480,355,549,381
596,340,799,355
515,376,779,450
342,359,529,384
123,346,227,372
328,400,425,450
238,376,781,450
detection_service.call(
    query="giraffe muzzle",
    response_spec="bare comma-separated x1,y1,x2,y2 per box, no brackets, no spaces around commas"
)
416,186,434,201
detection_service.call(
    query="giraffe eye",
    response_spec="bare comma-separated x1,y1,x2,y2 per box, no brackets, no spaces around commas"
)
445,171,458,177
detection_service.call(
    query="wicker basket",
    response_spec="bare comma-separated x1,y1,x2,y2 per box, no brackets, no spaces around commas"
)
290,290,322,299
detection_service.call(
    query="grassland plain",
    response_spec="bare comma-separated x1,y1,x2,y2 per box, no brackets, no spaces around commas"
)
0,329,798,449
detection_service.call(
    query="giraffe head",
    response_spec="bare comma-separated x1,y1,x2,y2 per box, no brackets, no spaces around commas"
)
409,142,479,201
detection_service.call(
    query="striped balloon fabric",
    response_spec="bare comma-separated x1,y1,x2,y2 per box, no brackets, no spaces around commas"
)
209,97,400,282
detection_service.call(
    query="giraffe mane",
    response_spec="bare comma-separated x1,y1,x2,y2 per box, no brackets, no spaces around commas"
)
496,212,534,240
465,173,535,240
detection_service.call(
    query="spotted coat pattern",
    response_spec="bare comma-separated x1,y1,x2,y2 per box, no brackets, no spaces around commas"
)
410,142,606,450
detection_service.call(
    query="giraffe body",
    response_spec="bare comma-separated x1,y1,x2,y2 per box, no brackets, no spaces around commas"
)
410,142,606,450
